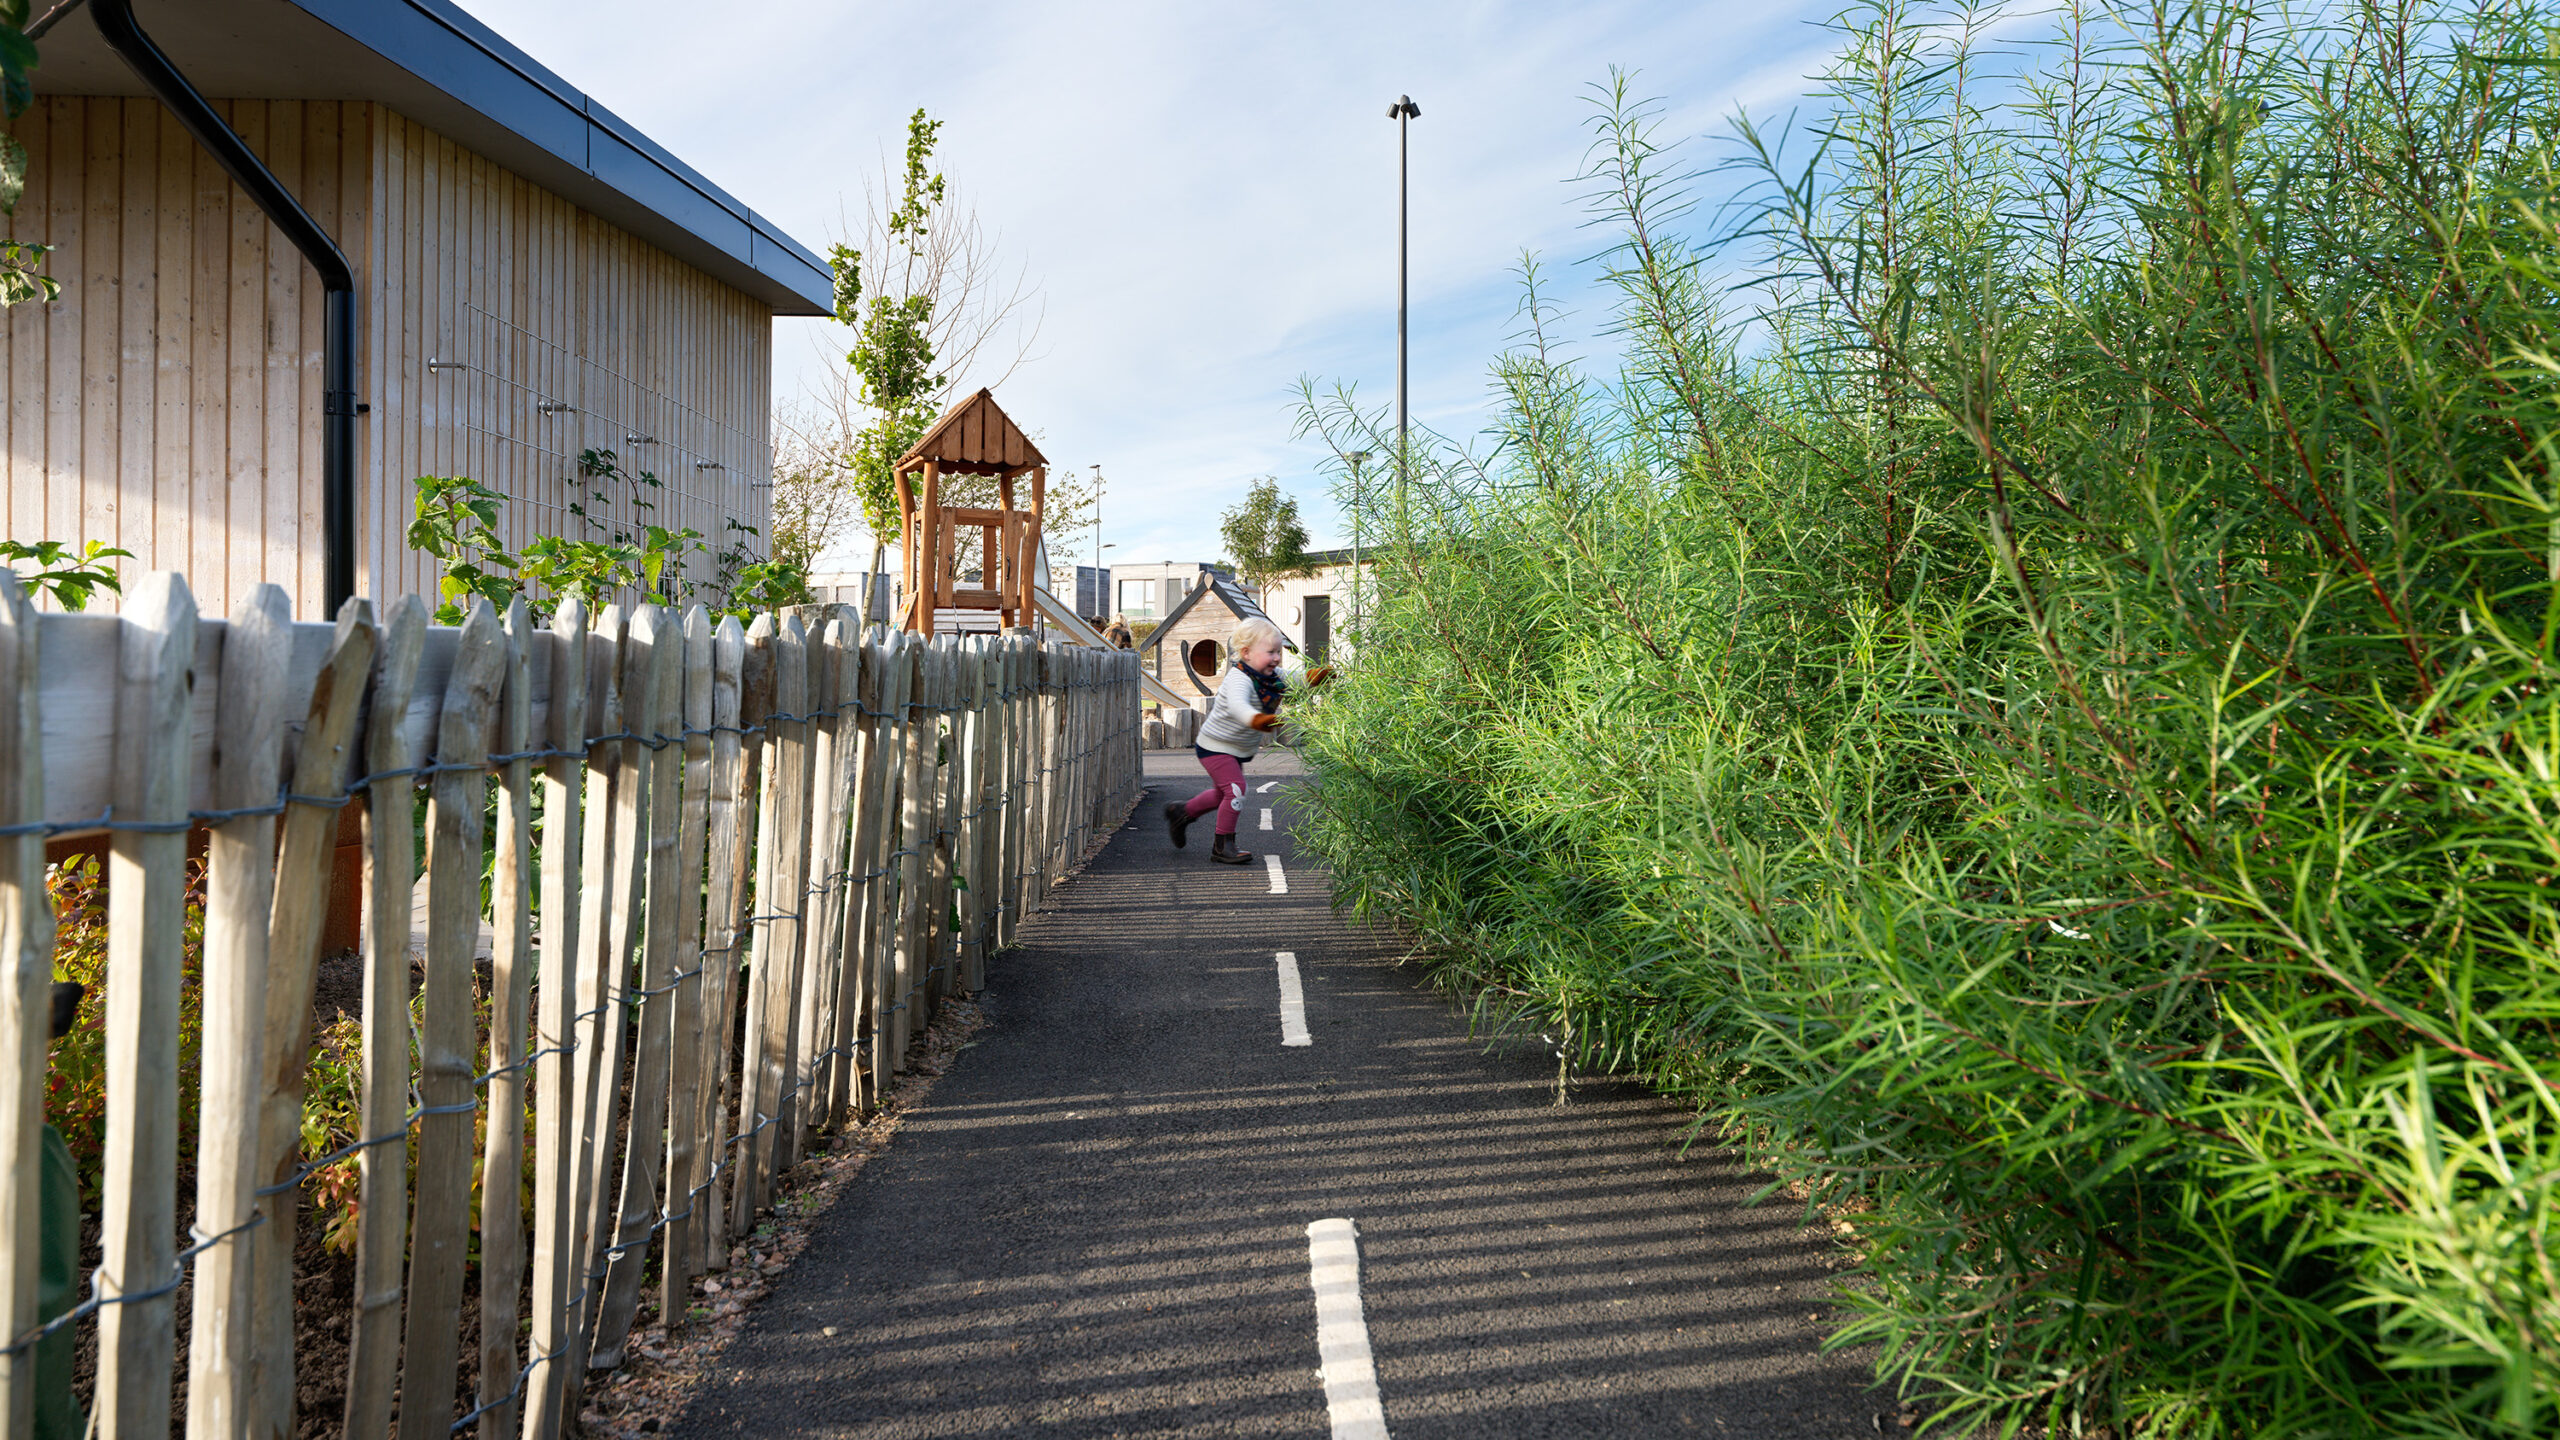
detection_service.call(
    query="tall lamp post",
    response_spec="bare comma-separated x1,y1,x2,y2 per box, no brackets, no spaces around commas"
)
1091,462,1105,617
1341,450,1371,641
1387,94,1420,504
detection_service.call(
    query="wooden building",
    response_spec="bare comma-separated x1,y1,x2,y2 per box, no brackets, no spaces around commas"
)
1141,571,1294,703
0,0,831,618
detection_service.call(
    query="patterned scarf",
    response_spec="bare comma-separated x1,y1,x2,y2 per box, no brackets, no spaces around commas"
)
1236,658,1286,714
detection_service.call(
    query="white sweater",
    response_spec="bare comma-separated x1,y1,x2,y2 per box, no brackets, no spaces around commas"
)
1195,665,1273,759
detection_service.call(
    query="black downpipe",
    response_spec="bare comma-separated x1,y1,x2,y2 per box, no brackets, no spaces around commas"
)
91,0,360,615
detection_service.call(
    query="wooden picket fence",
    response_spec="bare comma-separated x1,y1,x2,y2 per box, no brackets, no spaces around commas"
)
0,569,1143,1439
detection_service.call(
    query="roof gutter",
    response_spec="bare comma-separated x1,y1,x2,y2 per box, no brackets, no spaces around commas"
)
91,0,361,615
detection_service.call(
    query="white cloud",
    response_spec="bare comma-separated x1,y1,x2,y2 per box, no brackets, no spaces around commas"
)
456,0,1849,562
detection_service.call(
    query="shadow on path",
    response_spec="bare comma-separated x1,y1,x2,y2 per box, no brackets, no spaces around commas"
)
675,750,1891,1439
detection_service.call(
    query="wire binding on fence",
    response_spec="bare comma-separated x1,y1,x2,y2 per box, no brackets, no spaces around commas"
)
0,628,1141,1434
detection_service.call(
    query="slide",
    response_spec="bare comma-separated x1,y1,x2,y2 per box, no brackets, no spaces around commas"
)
1030,538,1197,711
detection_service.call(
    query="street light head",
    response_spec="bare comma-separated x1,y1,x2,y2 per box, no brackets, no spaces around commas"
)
1388,96,1419,119
1345,451,1372,467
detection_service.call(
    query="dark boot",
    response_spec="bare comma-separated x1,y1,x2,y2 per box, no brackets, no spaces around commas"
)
1210,832,1254,865
1165,802,1194,849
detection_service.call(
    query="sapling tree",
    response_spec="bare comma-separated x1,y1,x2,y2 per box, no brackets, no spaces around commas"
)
1218,477,1315,607
792,108,1045,608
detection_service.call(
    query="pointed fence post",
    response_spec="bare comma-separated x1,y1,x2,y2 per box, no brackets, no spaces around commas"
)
341,595,425,1440
524,599,588,1440
661,605,716,1324
595,603,686,1366
0,572,50,1440
395,599,508,1440
188,584,295,1440
246,599,375,1440
472,598,537,1438
706,617,762,1254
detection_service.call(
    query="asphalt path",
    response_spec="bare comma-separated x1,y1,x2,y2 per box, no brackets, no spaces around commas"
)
674,749,1891,1438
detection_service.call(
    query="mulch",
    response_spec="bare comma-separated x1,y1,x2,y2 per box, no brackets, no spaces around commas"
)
569,997,990,1440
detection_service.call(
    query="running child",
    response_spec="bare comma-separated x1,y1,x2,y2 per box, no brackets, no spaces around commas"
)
1164,617,1328,864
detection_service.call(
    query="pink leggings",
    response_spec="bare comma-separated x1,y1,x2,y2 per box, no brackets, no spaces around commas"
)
1184,750,1249,835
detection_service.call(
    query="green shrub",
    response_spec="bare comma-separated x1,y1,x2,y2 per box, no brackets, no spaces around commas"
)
1296,3,2560,1433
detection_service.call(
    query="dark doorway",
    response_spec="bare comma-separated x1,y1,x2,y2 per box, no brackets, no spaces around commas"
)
1305,595,1331,663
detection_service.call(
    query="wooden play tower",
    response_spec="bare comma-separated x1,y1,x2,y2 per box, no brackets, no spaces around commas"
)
893,387,1049,636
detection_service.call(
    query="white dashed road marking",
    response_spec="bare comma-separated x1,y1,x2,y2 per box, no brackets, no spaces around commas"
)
1277,951,1311,1046
1306,1219,1388,1440
1260,807,1273,830
1266,853,1288,894
1257,780,1280,793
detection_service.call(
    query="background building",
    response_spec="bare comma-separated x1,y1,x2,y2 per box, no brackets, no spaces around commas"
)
1109,559,1232,625
2,0,832,618
1263,547,1369,663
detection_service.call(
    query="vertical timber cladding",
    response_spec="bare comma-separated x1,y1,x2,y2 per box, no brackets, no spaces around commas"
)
0,99,773,620
0,97,368,616
364,112,773,613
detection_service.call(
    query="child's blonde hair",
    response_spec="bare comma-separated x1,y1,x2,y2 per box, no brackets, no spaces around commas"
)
1229,616,1283,657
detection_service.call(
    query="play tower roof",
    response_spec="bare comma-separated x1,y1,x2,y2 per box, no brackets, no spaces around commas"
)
899,388,1050,477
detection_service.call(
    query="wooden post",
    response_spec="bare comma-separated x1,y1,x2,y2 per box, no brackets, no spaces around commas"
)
935,641,960,1011
595,604,686,1365
931,461,952,635
864,632,911,1102
703,617,761,1255
814,615,868,1127
769,615,819,1178
523,600,587,1440
1027,466,1047,632
1004,640,1025,940
661,605,716,1324
895,465,916,618
726,614,780,1239
890,636,932,1076
395,599,508,1440
559,605,631,1389
996,470,1019,629
474,599,537,1439
946,639,975,999
188,584,295,1440
969,638,1001,990
793,616,852,1145
839,628,891,1117
340,595,425,1440
0,572,48,1440
738,615,810,1217
96,574,197,1440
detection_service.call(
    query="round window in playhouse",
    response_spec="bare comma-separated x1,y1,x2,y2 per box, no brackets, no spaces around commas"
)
1187,638,1223,677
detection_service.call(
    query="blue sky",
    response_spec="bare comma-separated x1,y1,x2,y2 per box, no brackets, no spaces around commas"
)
455,1,1851,567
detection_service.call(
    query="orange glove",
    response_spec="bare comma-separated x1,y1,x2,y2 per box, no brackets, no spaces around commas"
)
1306,666,1336,688
1248,712,1282,731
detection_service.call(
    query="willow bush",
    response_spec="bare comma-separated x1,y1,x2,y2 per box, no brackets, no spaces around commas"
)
1294,2,2560,1433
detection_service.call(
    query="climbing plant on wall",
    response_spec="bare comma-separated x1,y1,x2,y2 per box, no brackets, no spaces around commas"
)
0,0,59,306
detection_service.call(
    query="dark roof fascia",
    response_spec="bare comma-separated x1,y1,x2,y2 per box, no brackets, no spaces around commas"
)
317,0,831,315
1148,576,1297,655
39,0,833,315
